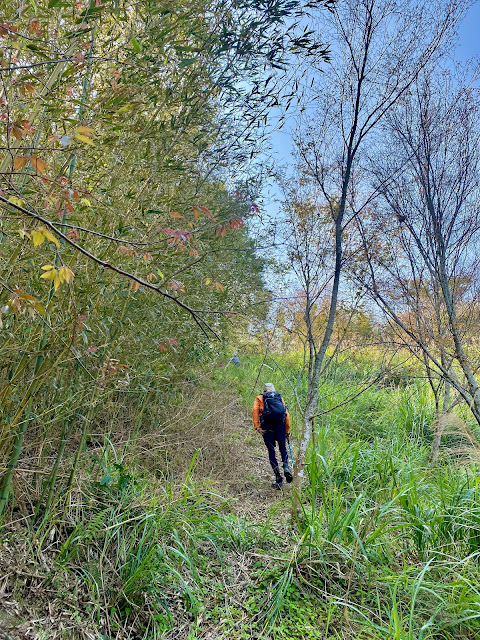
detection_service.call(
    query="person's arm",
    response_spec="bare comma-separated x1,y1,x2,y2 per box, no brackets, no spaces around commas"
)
252,396,263,431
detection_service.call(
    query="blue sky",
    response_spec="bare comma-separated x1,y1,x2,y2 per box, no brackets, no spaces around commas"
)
258,2,480,227
458,1,480,60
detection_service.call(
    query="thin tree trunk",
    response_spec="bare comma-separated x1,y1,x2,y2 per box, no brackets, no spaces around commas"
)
292,210,344,516
429,379,451,465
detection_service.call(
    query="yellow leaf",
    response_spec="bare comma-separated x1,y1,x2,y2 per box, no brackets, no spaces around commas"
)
75,133,95,146
41,264,54,270
14,155,28,170
58,266,74,283
43,228,60,248
192,207,201,220
76,126,94,135
8,196,25,207
18,229,31,239
31,230,45,246
80,198,92,206
40,268,56,281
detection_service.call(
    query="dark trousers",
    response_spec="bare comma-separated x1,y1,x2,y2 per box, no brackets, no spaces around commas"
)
262,419,289,476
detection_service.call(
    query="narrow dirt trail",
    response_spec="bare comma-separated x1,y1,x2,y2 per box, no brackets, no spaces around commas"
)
223,405,294,522
166,386,295,523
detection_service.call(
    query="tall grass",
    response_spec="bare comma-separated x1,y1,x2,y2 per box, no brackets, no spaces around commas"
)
217,352,480,638
2,451,281,639
4,350,480,639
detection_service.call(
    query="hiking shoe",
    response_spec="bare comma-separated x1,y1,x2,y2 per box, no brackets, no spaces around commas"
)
272,474,283,489
284,469,293,484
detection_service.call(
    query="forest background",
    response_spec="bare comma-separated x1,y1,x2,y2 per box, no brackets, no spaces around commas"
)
2,1,480,639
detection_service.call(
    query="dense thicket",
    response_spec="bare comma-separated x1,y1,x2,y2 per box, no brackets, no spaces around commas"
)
1,0,336,515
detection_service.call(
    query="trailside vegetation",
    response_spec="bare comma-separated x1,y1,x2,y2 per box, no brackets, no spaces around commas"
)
2,1,480,640
0,0,334,517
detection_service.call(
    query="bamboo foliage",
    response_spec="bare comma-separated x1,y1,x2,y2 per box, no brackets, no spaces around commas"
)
0,0,294,515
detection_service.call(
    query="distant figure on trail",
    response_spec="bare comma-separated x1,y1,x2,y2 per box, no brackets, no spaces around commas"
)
252,383,293,489
230,355,240,366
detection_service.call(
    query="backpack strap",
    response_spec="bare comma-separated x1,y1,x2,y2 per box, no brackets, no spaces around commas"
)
262,391,272,410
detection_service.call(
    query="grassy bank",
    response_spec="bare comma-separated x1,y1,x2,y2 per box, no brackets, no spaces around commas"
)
2,351,480,638
213,353,480,638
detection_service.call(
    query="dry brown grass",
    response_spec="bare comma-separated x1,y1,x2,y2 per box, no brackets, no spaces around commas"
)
433,411,480,463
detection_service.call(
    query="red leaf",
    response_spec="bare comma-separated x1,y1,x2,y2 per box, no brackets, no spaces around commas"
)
14,156,28,170
200,206,213,218
30,155,48,174
129,280,140,292
167,279,185,292
228,217,244,229
67,228,80,242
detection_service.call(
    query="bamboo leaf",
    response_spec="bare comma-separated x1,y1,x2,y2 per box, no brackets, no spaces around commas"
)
75,133,95,146
31,230,45,246
14,156,28,170
131,38,142,53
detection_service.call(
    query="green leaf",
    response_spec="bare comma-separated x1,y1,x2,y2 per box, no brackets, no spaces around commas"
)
178,58,196,68
131,38,142,53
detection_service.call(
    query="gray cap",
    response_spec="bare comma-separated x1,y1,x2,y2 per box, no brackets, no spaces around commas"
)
264,383,275,392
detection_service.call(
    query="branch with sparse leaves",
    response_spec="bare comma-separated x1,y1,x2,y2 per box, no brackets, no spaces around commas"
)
0,194,220,339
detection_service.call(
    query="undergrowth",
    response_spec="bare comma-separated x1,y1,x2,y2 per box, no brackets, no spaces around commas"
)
2,351,480,638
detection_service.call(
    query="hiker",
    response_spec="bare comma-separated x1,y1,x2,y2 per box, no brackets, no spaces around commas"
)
252,383,293,488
